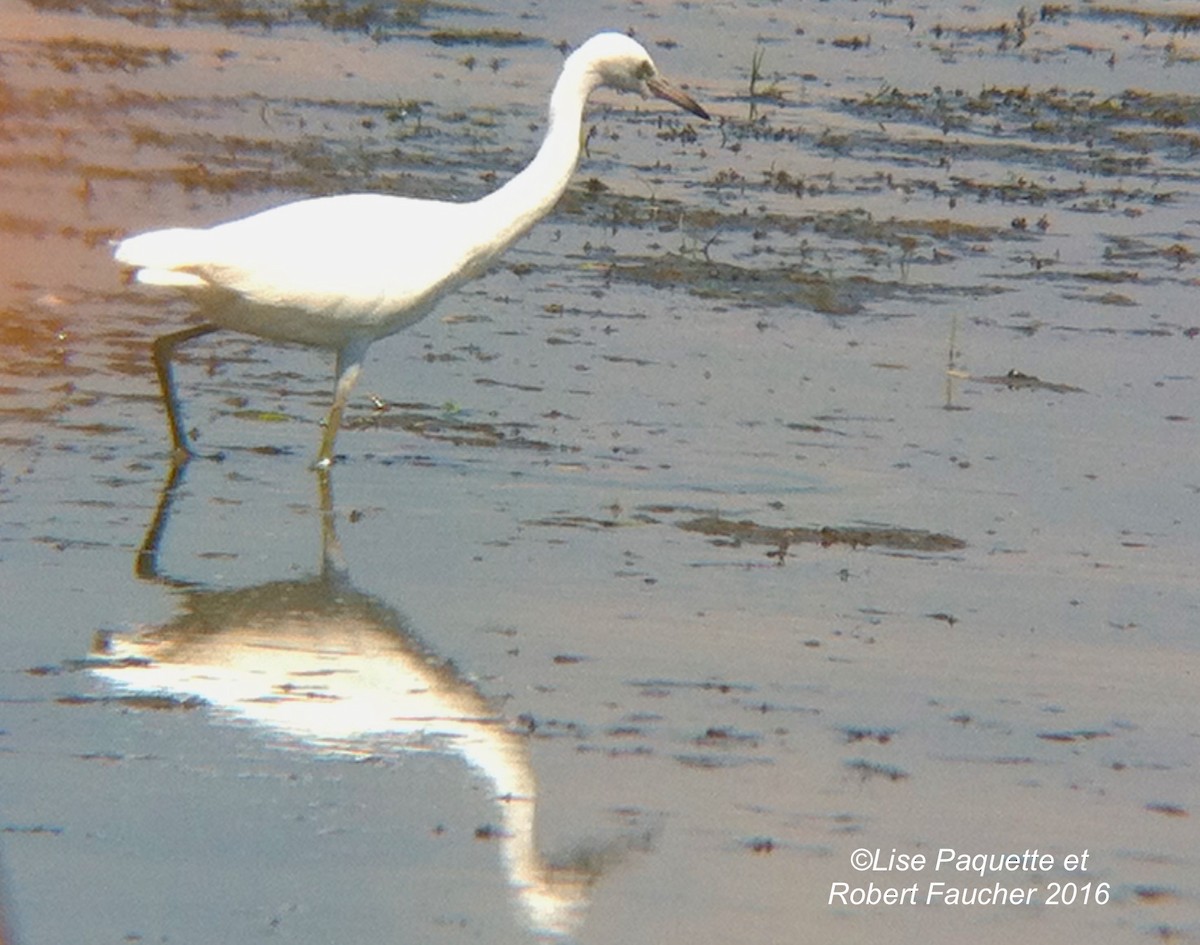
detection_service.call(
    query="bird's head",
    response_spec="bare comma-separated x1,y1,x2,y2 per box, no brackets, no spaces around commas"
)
574,32,710,121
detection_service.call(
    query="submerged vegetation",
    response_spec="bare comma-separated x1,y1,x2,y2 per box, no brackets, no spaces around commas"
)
36,37,180,72
846,84,1200,154
24,0,438,33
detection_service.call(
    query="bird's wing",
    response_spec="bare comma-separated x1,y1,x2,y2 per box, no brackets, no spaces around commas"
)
116,195,475,315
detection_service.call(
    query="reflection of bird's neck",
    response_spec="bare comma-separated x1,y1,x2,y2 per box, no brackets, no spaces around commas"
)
472,54,601,258
496,782,591,940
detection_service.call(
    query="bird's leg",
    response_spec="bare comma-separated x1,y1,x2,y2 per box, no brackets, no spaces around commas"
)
316,340,369,468
152,323,218,460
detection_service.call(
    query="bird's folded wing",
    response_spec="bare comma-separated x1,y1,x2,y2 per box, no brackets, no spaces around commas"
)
115,195,476,316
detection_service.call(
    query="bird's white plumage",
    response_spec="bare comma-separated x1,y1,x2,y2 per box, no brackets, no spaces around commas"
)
119,195,485,346
115,32,708,464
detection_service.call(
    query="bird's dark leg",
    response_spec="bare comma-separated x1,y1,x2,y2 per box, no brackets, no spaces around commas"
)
152,323,218,460
316,339,369,468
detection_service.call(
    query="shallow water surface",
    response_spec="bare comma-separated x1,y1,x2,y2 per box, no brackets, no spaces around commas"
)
1,1,1198,943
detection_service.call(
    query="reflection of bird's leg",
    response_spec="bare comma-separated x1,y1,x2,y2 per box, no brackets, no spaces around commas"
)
136,457,191,584
152,323,218,459
315,465,348,578
316,339,368,468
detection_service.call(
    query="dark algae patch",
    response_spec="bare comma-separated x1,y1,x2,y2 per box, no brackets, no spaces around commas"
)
348,405,563,451
525,510,966,556
427,29,536,48
33,37,181,73
676,514,966,554
24,0,441,32
972,370,1085,394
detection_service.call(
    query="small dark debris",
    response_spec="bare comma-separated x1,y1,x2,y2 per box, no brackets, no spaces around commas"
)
845,758,908,782
842,727,895,745
2,824,63,836
1133,886,1177,902
1036,729,1112,743
674,753,767,770
695,726,759,748
1144,802,1188,818
628,678,756,694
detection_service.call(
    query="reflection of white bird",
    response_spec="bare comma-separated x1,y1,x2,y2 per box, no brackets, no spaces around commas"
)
94,604,599,939
115,32,708,466
90,469,607,940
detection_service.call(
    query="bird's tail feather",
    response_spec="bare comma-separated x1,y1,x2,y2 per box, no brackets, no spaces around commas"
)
114,227,209,271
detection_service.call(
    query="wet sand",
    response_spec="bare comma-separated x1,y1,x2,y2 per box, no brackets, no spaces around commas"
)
1,1,1197,942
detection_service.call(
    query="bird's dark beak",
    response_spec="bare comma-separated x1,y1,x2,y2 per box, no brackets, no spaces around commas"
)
647,76,710,121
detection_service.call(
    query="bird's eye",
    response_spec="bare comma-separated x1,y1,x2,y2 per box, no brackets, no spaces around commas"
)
635,61,655,81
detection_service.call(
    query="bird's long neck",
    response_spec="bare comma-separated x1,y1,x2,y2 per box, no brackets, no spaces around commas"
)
471,52,600,254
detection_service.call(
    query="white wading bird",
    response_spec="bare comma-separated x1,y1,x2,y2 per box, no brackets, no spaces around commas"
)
115,32,709,466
